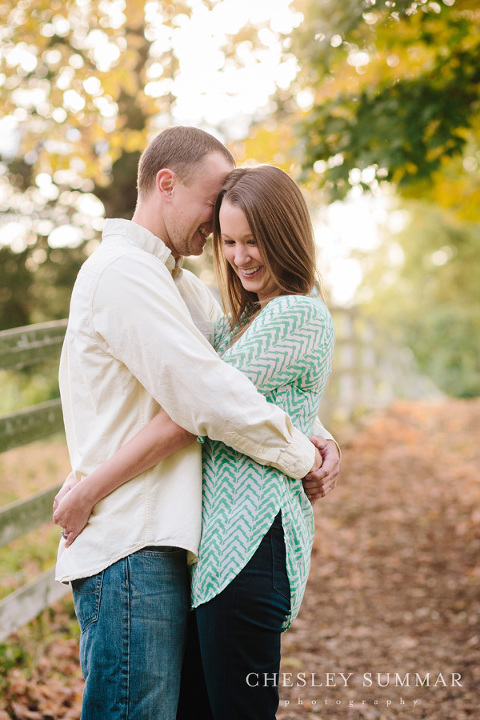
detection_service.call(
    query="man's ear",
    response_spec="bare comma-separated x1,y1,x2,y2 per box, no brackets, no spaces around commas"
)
156,169,176,200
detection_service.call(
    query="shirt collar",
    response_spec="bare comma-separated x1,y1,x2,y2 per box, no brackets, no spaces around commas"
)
102,218,182,277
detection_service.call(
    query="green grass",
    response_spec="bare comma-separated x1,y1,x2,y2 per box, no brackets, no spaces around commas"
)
0,360,60,416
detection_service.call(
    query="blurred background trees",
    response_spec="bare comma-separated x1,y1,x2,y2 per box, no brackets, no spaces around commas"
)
0,0,190,327
285,0,480,397
1,0,479,395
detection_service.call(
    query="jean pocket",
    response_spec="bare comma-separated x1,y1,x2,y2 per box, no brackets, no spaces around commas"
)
71,571,103,632
135,546,185,557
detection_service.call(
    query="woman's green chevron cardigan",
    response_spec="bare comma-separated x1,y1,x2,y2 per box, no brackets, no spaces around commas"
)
191,293,335,629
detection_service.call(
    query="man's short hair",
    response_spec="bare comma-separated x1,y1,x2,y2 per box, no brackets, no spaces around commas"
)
137,126,235,197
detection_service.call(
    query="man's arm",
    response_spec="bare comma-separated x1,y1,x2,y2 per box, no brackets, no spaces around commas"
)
212,294,338,502
94,253,317,479
53,411,195,544
185,275,340,500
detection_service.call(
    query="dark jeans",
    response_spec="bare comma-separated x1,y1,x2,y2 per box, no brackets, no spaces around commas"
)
177,513,291,720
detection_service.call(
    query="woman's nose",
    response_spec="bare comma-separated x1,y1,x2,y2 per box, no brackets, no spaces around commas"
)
235,246,251,265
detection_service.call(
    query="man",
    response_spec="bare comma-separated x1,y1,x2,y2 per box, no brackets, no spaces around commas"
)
55,126,339,719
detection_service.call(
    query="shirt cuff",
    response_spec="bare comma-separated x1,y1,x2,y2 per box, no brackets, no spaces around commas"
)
328,437,341,459
224,426,315,479
276,427,316,480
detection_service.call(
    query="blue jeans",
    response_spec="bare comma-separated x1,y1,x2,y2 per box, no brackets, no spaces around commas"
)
177,513,291,720
72,546,189,720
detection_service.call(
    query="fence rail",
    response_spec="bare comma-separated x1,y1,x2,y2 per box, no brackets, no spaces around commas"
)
320,307,442,424
0,399,64,454
0,310,442,642
0,488,66,641
0,319,68,371
0,320,69,643
0,486,62,548
0,568,67,642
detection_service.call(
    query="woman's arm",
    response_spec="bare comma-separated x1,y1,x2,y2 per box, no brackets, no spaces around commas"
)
53,412,195,546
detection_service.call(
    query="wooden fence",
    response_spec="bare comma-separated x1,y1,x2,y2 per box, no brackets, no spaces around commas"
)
0,310,442,642
320,307,442,425
0,320,70,643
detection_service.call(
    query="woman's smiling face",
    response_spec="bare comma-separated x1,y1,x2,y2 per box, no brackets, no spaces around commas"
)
219,200,279,305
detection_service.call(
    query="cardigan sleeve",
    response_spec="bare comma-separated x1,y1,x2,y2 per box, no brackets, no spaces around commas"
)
222,295,334,396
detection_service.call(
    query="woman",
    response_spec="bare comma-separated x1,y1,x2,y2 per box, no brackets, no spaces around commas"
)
54,165,335,719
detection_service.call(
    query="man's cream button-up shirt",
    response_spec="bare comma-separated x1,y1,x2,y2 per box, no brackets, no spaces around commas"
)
56,219,324,583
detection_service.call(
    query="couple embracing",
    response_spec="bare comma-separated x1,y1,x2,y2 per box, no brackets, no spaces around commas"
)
53,126,339,720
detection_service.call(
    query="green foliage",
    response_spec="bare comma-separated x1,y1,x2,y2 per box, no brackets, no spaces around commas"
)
302,64,478,199
359,204,480,397
406,305,480,397
0,361,60,415
284,1,480,397
0,639,29,680
0,247,32,330
0,241,87,331
291,0,480,204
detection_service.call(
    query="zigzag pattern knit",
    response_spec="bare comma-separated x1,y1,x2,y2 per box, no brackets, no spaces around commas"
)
191,293,334,629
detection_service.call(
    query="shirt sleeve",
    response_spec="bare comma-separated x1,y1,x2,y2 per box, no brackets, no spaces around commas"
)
92,251,315,479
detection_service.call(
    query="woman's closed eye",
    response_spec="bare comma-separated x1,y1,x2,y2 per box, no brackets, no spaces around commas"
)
222,238,257,246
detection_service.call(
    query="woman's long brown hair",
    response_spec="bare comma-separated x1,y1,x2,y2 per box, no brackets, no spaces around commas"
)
212,165,323,332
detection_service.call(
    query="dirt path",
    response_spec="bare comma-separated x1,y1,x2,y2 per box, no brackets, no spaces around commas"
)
1,399,479,719
278,399,480,719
